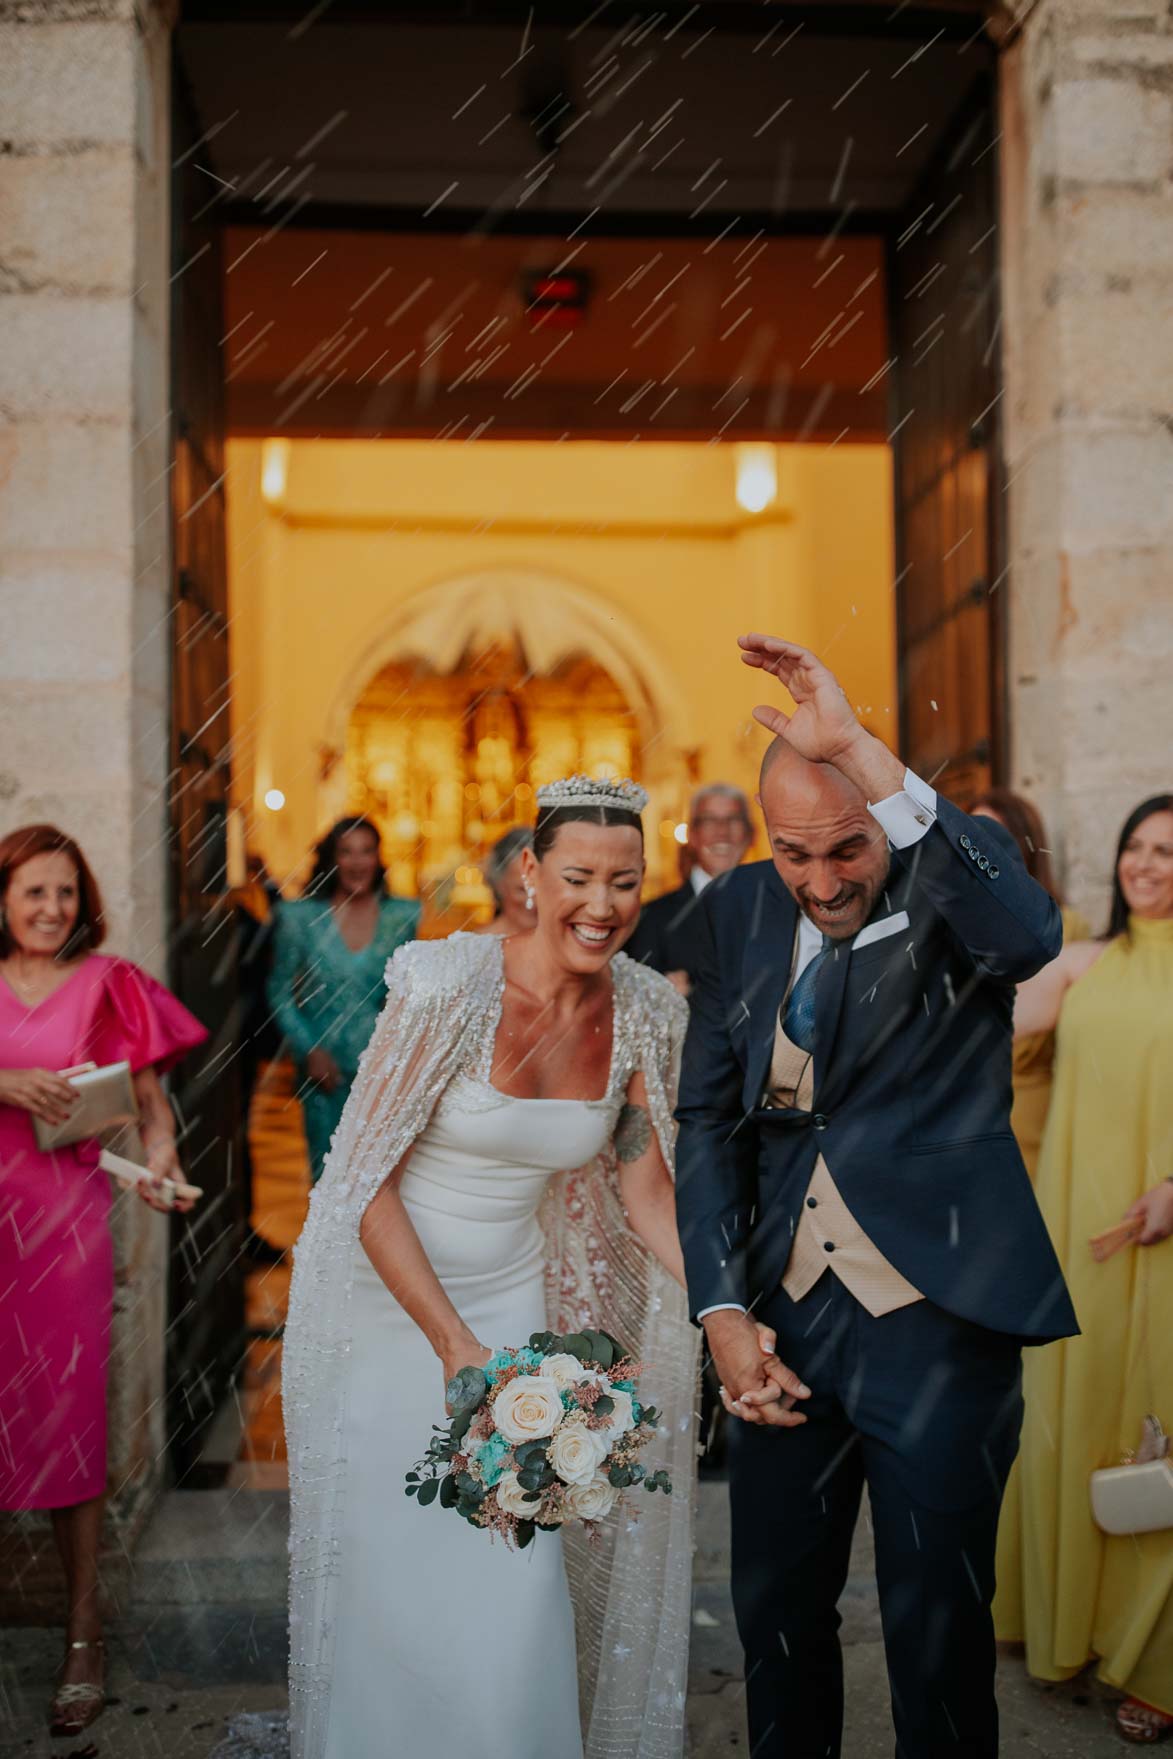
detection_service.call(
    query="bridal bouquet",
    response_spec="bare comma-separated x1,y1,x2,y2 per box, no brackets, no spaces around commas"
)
406,1328,672,1549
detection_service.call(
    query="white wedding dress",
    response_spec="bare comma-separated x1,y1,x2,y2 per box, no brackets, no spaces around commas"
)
278,935,699,1759
327,1071,621,1759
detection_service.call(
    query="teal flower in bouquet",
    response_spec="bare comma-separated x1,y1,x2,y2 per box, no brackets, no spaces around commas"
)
474,1433,510,1487
484,1345,544,1384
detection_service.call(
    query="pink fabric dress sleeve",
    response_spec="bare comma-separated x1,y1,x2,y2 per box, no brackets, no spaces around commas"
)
95,958,208,1074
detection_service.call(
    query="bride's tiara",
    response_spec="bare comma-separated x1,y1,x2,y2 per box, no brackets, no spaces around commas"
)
536,775,649,815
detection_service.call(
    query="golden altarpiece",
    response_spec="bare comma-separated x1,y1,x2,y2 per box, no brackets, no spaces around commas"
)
344,644,644,928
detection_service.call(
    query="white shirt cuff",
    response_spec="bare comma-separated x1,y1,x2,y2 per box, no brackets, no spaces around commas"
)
698,1303,747,1319
868,768,938,851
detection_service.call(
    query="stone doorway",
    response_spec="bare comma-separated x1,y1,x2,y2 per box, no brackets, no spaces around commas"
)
164,0,1010,1480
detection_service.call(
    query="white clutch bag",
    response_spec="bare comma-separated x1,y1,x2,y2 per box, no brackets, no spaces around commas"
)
1090,1417,1173,1536
32,1060,139,1151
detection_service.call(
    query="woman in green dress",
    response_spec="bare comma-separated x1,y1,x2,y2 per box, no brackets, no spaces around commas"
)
268,817,419,1182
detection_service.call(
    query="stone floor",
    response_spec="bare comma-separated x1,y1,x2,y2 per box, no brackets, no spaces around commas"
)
0,1482,1128,1759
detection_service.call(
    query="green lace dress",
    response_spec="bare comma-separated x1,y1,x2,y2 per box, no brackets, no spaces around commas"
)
267,896,420,1180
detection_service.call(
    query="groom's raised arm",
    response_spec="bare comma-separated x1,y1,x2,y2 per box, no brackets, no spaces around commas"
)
673,890,759,1323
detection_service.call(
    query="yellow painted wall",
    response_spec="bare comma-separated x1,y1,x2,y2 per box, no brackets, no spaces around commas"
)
225,438,894,892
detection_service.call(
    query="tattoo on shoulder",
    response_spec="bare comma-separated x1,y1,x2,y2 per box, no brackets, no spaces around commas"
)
614,1102,653,1163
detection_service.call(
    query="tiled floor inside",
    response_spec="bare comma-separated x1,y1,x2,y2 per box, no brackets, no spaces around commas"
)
216,1062,309,1493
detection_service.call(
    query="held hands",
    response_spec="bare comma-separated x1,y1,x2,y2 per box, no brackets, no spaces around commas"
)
704,1308,811,1430
0,1067,77,1127
738,634,863,768
1125,1181,1173,1247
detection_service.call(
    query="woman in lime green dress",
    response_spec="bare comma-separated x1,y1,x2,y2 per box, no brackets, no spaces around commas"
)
268,817,419,1182
1003,794,1173,1744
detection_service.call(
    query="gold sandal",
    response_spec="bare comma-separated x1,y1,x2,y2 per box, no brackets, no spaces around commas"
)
49,1636,106,1737
1117,1699,1173,1745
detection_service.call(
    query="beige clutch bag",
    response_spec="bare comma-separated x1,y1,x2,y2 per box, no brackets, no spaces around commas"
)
32,1059,139,1151
1090,1417,1173,1536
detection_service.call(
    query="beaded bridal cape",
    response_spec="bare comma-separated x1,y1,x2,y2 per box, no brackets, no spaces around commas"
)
280,932,700,1759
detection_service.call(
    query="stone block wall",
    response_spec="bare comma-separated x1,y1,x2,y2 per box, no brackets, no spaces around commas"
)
0,0,175,1570
1000,0,1173,926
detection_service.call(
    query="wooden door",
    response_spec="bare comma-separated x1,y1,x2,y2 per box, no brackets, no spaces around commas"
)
166,63,246,1478
890,73,1006,804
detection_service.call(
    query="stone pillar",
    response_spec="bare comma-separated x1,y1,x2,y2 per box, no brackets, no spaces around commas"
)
999,0,1173,926
0,0,175,1574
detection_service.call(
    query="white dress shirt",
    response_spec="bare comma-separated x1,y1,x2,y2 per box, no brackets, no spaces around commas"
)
689,864,714,896
697,769,937,1321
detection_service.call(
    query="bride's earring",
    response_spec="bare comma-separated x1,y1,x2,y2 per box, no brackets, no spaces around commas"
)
524,882,536,912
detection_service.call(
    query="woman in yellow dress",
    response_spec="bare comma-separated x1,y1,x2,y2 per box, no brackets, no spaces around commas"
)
978,791,1092,1657
1003,794,1173,1743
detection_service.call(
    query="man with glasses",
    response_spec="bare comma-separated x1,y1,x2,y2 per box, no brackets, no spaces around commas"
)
629,784,754,997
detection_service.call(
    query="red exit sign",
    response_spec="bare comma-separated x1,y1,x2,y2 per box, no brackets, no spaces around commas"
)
521,268,592,329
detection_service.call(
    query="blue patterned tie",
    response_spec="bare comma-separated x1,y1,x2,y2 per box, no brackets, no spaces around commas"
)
781,937,832,1054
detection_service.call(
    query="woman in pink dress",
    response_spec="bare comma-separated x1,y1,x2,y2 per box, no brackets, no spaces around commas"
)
0,824,206,1736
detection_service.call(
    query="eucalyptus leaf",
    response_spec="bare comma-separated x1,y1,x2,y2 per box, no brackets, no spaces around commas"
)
439,1475,458,1509
594,1394,614,1417
516,1521,535,1550
449,1407,474,1446
416,1477,439,1508
582,1330,614,1369
560,1333,593,1362
405,1483,418,1497
445,1365,489,1416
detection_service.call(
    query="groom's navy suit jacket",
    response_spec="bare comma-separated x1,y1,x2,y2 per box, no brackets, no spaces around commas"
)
675,794,1079,1344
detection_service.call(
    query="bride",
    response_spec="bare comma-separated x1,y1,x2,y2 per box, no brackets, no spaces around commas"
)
282,777,704,1759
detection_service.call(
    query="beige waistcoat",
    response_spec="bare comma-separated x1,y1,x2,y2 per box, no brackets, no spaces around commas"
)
768,951,923,1319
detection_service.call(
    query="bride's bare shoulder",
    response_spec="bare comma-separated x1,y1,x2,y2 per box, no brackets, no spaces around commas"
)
384,932,500,997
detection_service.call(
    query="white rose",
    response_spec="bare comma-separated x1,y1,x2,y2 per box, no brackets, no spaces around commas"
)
492,1375,564,1444
494,1470,540,1519
563,1471,619,1524
549,1421,611,1486
599,1387,637,1438
543,1353,590,1391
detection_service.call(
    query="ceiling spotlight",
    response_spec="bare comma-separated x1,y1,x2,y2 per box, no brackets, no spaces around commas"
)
735,443,778,515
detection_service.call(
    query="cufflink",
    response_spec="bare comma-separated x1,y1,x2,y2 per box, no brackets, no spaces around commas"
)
914,813,928,827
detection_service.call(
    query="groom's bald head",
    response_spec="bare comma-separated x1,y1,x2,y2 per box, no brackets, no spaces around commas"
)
757,737,889,939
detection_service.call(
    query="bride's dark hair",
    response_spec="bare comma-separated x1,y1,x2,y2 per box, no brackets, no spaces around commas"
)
533,804,645,862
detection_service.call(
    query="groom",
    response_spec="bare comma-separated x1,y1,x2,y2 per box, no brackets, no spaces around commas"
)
674,634,1077,1758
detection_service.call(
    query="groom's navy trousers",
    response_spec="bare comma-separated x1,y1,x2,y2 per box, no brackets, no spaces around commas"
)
730,1273,1022,1759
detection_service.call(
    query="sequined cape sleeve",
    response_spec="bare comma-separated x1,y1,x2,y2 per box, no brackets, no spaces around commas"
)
542,954,699,1759
282,933,502,1759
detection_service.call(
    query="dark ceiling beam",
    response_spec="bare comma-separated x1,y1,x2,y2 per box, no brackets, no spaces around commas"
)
227,378,891,444
216,200,893,237
178,2,994,48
